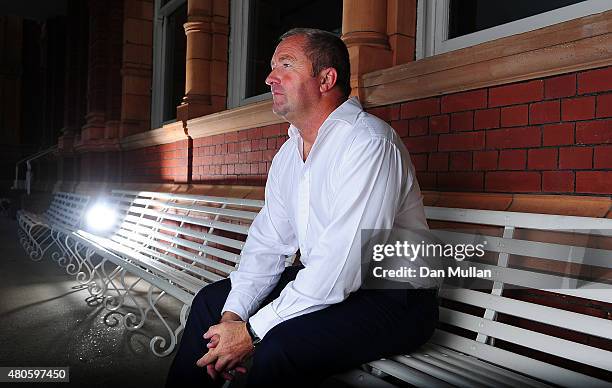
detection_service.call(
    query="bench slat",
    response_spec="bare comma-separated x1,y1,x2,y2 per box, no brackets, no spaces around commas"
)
112,229,236,274
121,214,245,250
433,230,612,269
456,261,612,303
389,355,490,388
439,308,612,370
114,190,265,208
431,331,609,387
409,352,512,387
368,359,455,388
118,205,251,235
109,235,225,283
426,207,612,237
117,220,241,263
130,198,259,221
440,288,612,339
420,344,551,388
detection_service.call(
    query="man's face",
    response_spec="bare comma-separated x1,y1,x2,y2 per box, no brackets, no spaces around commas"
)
266,35,320,121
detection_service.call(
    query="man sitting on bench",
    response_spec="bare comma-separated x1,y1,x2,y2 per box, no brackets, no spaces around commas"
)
166,28,439,388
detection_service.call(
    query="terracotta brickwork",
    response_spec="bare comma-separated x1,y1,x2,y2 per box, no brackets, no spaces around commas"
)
118,66,611,196
123,139,191,183
191,124,289,185
120,0,154,137
367,66,612,195
121,123,289,185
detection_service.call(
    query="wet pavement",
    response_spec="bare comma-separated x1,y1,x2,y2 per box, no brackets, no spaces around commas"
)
0,216,177,387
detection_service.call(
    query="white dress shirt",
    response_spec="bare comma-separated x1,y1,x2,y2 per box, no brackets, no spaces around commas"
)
222,97,429,338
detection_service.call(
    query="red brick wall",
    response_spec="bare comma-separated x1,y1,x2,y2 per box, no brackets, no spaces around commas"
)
369,66,611,195
122,139,191,183
191,125,289,186
119,66,611,194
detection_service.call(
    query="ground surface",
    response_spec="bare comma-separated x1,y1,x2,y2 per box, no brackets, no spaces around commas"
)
0,216,176,387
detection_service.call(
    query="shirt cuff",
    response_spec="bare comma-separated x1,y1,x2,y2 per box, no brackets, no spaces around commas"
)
221,292,251,321
248,303,284,338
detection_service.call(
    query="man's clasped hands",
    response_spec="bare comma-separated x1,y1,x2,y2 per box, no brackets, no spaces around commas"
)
196,311,254,381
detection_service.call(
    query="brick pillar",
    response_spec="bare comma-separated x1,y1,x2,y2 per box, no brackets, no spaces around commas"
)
387,0,417,65
104,0,124,141
342,0,417,99
59,0,89,154
0,15,22,145
342,0,392,100
81,0,108,142
174,138,193,184
77,0,123,186
120,0,153,138
176,0,229,122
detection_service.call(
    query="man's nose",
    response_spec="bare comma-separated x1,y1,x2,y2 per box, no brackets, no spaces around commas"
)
265,69,278,86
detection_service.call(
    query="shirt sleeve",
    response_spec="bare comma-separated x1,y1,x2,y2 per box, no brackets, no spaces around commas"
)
249,136,409,337
221,158,298,321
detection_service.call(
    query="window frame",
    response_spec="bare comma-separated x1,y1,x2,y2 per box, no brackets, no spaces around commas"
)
151,0,186,129
227,0,272,109
416,0,612,59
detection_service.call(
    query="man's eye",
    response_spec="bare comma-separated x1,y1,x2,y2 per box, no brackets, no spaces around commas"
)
282,63,291,68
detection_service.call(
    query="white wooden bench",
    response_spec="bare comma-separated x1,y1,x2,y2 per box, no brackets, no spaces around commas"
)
67,190,281,356
333,207,612,388
28,190,611,386
17,192,90,263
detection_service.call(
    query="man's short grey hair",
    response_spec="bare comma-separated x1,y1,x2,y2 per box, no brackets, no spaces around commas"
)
280,28,351,99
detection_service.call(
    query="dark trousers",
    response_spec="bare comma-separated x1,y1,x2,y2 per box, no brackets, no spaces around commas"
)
166,266,438,387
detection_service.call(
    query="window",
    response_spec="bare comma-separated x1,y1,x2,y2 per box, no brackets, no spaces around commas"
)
228,0,342,108
151,0,187,129
416,0,611,59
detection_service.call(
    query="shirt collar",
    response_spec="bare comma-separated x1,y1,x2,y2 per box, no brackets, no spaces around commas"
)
287,97,363,139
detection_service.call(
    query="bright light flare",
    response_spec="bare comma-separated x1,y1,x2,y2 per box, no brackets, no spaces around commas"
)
86,203,117,232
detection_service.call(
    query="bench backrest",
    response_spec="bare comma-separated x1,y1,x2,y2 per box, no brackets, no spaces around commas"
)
104,190,265,296
45,192,91,229
424,206,612,385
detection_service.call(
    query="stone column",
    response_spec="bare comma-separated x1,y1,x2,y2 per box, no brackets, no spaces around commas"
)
176,0,229,123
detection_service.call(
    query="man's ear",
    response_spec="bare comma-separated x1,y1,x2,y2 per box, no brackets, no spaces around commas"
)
319,68,338,93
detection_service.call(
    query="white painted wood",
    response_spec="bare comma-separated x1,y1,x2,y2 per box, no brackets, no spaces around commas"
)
391,354,489,388
431,230,612,268
430,331,609,387
439,308,612,370
416,0,612,57
368,359,455,388
25,191,612,386
419,344,551,388
425,206,612,236
440,288,612,340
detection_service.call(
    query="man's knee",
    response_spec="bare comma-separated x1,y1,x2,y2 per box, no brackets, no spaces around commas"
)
252,336,288,365
247,328,323,387
191,278,231,309
248,334,296,383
